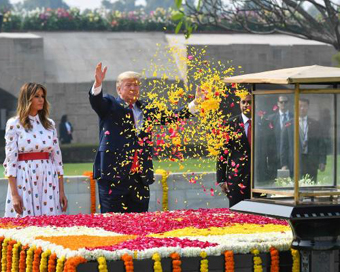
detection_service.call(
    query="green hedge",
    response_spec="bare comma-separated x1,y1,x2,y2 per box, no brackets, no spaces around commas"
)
0,7,237,32
1,8,177,32
60,143,97,163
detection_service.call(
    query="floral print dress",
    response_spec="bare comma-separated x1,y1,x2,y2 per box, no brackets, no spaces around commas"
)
3,115,64,217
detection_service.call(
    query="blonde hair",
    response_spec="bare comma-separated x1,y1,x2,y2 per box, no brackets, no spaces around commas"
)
17,83,53,131
116,71,141,89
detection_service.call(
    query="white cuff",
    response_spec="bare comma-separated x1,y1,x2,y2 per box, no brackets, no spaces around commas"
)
91,83,102,96
188,100,199,115
5,168,17,178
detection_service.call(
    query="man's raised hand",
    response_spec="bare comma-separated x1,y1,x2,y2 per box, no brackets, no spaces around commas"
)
94,62,108,88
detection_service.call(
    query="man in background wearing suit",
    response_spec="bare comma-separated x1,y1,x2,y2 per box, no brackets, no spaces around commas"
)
267,95,293,178
59,114,73,144
217,94,251,207
89,63,204,213
281,98,326,181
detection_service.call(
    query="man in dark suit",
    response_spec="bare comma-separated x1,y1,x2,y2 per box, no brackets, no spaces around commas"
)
89,63,203,213
59,115,73,144
266,95,293,178
217,94,251,207
281,98,326,181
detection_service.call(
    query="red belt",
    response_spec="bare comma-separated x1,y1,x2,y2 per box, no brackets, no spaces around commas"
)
18,152,49,161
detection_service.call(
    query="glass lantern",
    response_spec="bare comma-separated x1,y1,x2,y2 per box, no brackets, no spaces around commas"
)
253,91,338,205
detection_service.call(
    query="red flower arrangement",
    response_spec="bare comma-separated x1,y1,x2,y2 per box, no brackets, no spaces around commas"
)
0,209,288,236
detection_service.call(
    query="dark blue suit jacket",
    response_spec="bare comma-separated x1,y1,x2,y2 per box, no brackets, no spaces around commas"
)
216,115,251,202
89,89,192,185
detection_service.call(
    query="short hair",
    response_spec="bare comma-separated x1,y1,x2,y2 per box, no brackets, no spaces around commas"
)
116,71,141,88
278,95,289,102
299,98,310,105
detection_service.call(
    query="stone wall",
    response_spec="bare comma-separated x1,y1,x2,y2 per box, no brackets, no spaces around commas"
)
0,172,228,216
0,32,337,144
192,44,336,75
0,33,44,98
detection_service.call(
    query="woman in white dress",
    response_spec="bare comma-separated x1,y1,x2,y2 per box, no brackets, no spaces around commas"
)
3,83,68,217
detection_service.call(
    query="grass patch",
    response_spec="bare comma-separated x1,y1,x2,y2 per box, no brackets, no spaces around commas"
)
0,158,216,178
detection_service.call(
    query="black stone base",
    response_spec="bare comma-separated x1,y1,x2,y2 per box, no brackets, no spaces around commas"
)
77,251,293,272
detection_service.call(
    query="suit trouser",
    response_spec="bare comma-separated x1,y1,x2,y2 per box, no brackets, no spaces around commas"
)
97,173,150,213
227,186,251,208
301,154,318,182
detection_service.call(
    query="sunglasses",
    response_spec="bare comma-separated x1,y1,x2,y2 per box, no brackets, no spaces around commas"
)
241,100,251,105
278,101,288,104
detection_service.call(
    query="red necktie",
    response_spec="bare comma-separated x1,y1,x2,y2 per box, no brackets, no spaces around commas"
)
129,104,140,173
247,120,251,146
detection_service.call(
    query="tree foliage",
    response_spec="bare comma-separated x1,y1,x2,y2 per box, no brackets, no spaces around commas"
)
144,0,175,12
101,0,142,12
22,0,69,10
0,0,11,10
175,0,340,51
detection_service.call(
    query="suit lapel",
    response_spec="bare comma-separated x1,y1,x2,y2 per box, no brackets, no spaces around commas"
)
274,113,281,137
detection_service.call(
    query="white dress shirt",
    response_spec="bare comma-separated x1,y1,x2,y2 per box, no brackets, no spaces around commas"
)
241,113,251,137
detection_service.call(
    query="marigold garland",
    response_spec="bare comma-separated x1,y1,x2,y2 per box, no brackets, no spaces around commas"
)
155,169,169,211
121,254,133,272
6,240,17,272
0,237,5,270
11,241,21,272
39,250,51,272
25,246,36,272
63,256,87,272
18,245,28,272
170,253,181,272
47,253,57,272
1,238,9,272
291,249,300,272
5,240,12,272
251,249,263,272
224,251,234,272
55,256,65,272
32,247,42,272
269,247,279,272
97,256,108,272
152,252,163,272
200,251,208,272
83,171,97,214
